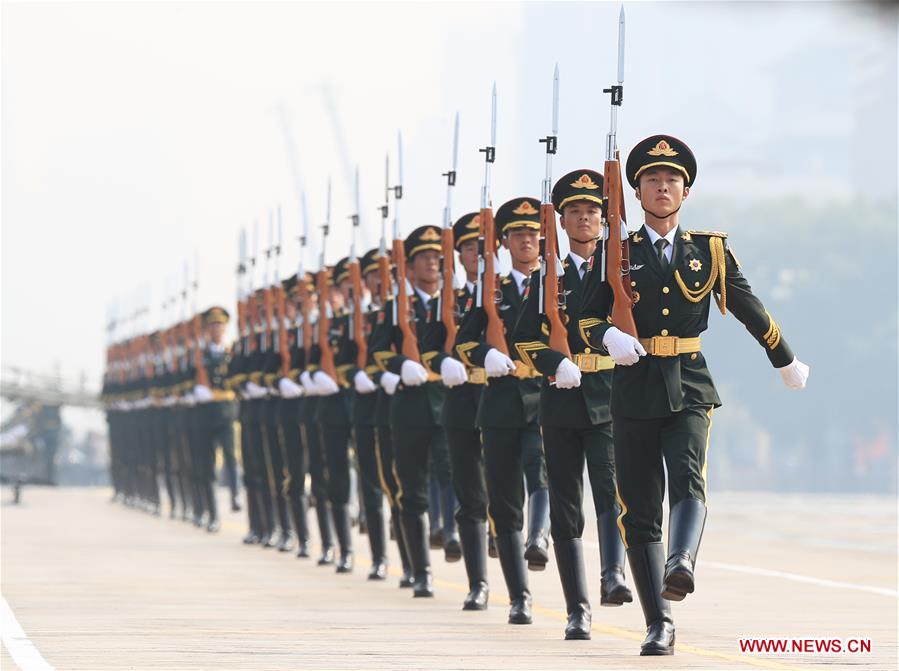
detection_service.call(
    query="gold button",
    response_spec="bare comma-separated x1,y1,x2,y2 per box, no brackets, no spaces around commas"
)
694,281,700,288
691,353,698,360
662,287,670,294
661,329,669,336
584,347,591,354
662,308,670,316
630,281,637,287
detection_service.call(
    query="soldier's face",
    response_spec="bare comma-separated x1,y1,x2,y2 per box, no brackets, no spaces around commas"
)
205,322,226,344
411,250,440,284
331,283,347,310
363,270,381,297
636,167,689,216
458,240,479,276
504,229,539,265
285,300,298,320
560,201,602,241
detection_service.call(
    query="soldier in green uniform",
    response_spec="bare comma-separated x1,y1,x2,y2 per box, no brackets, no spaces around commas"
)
451,200,552,624
369,225,449,598
308,259,356,574
433,213,491,610
512,171,633,641
193,306,241,527
579,135,809,655
349,248,392,581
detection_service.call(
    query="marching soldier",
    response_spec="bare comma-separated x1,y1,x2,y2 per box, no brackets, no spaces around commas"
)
307,259,356,574
577,135,809,655
433,213,491,610
276,274,312,558
351,248,391,580
193,306,241,525
513,171,633,641
450,200,551,625
369,225,449,598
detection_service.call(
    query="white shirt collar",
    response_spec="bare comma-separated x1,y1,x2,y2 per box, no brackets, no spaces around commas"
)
208,342,225,354
567,251,590,278
644,225,679,247
508,268,530,295
465,280,475,295
414,285,437,303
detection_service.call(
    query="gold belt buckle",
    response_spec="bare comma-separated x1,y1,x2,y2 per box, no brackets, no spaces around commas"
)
651,335,678,357
576,354,598,373
468,368,487,385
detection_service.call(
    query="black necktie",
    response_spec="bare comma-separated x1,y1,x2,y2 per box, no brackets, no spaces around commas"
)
579,260,589,279
655,239,670,272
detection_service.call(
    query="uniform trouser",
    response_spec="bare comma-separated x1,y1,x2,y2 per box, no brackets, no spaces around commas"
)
428,428,453,487
282,416,307,504
303,420,330,507
160,412,178,512
208,410,238,499
239,411,261,531
613,406,712,547
320,423,352,506
262,404,292,534
445,427,488,525
482,422,542,535
246,417,275,533
355,424,385,520
542,422,618,542
394,424,446,515
374,424,401,509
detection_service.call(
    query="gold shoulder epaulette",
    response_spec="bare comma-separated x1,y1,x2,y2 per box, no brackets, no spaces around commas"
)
686,230,728,238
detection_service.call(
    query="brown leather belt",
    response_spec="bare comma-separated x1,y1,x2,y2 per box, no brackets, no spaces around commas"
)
638,336,702,357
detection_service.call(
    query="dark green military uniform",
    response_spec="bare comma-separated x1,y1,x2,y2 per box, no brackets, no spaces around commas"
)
369,225,449,598
580,135,798,656
512,173,633,640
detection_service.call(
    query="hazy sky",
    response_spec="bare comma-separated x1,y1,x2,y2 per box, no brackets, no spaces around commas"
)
2,1,895,391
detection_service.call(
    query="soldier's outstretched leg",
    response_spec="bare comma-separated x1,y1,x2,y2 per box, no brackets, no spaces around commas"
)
627,543,675,656
522,429,550,571
321,422,353,573
428,478,443,549
304,399,334,565
553,538,592,640
440,482,461,561
401,511,433,598
495,531,532,624
458,521,489,610
374,421,413,588
598,509,632,606
239,406,262,544
355,423,387,580
283,403,310,558
661,498,706,602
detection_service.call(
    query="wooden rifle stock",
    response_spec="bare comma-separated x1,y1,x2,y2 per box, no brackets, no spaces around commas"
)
480,207,508,355
192,314,210,387
440,228,457,353
297,278,313,356
349,261,367,369
315,269,338,378
275,285,291,377
377,254,391,307
541,203,572,358
392,238,421,361
603,157,638,337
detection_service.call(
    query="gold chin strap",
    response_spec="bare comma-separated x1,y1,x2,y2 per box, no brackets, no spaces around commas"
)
674,236,727,315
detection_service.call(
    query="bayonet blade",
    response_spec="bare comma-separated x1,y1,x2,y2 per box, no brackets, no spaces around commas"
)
552,64,560,136
617,6,626,84
490,82,497,147
397,131,404,194
451,112,460,173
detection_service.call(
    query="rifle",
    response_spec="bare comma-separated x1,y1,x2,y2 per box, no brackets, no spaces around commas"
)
262,212,275,364
377,154,392,307
476,84,508,355
186,258,210,388
273,206,291,377
236,228,248,357
440,112,460,353
316,180,338,378
297,193,313,357
539,64,572,358
602,7,638,337
348,167,368,369
391,132,421,361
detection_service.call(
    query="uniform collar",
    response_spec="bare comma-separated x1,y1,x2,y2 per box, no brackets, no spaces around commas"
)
644,224,679,249
508,267,531,294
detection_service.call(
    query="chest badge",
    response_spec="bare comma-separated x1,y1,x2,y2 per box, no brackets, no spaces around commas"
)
688,259,703,272
631,233,644,244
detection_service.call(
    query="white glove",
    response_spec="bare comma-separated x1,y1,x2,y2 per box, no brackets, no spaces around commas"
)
380,371,401,395
440,357,468,388
245,381,268,399
193,385,214,403
313,370,340,396
299,371,318,396
484,348,516,378
553,358,582,389
778,357,809,390
181,392,196,406
354,370,378,394
602,326,647,366
278,377,304,399
400,359,429,387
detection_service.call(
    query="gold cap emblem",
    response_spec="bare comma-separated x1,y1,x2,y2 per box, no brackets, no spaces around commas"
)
466,215,481,229
421,227,441,241
570,174,599,190
512,200,539,216
647,140,678,157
